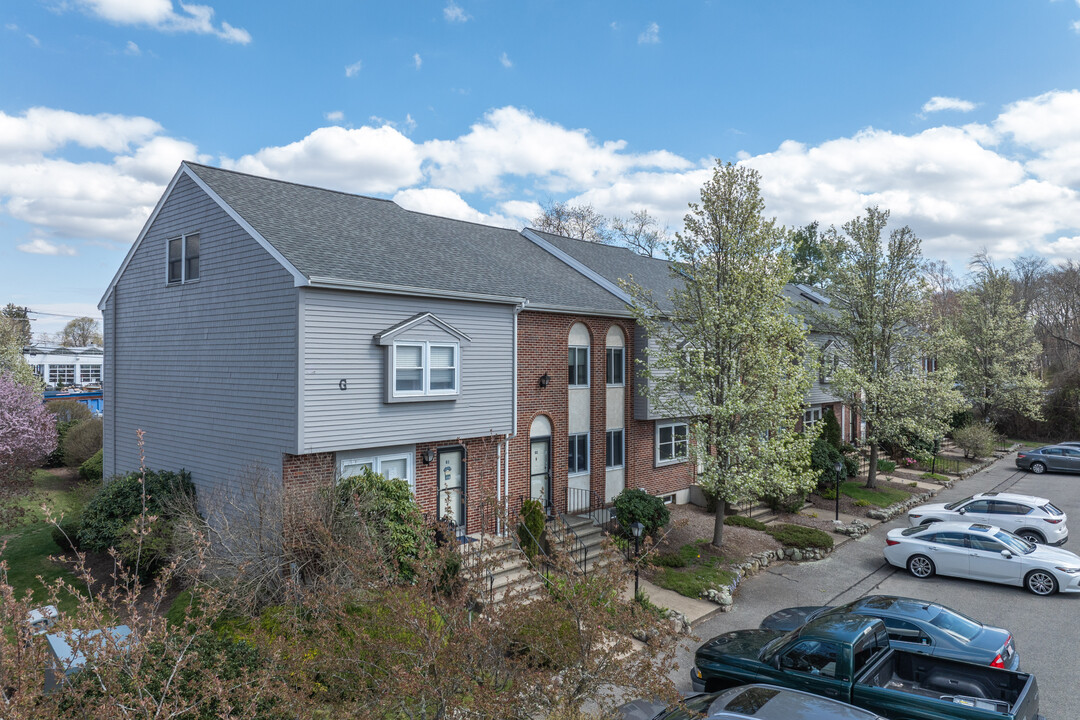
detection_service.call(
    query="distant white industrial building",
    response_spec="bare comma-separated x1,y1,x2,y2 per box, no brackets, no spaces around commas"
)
23,344,103,389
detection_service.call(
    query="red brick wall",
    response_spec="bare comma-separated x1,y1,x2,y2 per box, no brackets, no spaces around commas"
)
511,311,695,513
283,437,504,535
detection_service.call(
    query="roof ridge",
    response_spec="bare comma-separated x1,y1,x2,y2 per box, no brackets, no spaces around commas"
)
185,161,523,236
526,227,673,266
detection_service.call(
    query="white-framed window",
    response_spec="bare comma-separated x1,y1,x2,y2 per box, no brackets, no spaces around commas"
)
49,365,76,385
921,357,938,373
568,432,589,474
339,453,414,493
606,429,624,469
568,346,589,387
804,407,822,426
167,233,200,284
657,422,688,464
606,347,624,386
80,365,102,384
393,341,459,397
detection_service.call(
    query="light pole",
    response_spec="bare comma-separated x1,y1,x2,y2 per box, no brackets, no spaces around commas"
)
630,521,644,597
833,460,844,522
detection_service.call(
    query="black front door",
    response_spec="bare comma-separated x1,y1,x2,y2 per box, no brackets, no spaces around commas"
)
530,437,551,511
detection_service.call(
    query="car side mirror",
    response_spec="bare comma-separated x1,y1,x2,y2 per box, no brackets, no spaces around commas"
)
1001,549,1013,559
958,509,966,515
772,655,783,670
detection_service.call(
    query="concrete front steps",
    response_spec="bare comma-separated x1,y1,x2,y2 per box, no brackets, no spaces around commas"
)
466,514,623,605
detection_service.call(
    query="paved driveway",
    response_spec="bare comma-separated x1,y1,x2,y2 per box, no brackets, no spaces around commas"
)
671,453,1080,719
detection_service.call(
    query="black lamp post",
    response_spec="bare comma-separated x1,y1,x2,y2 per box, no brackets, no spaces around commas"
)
630,521,644,597
833,460,844,522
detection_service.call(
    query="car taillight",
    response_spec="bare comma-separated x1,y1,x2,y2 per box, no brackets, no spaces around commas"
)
991,654,1005,668
886,539,901,546
909,513,922,518
1017,453,1026,459
1045,518,1062,524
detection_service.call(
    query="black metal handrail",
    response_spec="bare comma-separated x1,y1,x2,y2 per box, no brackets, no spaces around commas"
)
565,486,617,534
551,514,588,577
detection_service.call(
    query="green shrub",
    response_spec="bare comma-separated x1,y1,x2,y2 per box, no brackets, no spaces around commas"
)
50,514,82,553
77,469,195,552
613,488,670,538
763,492,807,514
810,437,845,488
62,417,102,467
952,423,997,459
765,523,833,550
115,515,175,580
79,448,103,481
821,407,842,449
843,453,859,478
723,515,766,531
517,498,547,562
337,468,431,579
876,459,897,474
818,487,837,500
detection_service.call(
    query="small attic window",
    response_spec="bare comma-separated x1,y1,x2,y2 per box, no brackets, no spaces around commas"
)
167,233,200,284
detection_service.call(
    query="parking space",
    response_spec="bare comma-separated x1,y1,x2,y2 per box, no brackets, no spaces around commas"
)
674,453,1080,719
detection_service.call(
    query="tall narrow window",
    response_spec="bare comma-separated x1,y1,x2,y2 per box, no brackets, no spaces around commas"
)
184,233,200,280
606,429,624,469
168,237,183,283
606,347,624,386
568,347,589,386
568,433,589,474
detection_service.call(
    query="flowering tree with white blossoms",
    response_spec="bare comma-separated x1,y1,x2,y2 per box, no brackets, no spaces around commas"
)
625,162,818,549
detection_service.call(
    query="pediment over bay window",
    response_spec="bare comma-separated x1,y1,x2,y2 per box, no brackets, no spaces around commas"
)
375,313,471,403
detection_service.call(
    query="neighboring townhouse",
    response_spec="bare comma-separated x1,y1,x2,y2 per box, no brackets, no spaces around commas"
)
99,163,698,536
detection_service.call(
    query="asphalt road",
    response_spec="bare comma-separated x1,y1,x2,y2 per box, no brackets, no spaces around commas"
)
669,452,1080,720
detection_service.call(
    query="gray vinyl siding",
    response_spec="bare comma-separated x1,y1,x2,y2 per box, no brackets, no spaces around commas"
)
104,173,298,498
301,288,514,452
807,332,844,406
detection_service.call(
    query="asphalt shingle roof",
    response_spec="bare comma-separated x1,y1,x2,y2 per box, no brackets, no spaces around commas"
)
526,229,682,312
184,163,629,313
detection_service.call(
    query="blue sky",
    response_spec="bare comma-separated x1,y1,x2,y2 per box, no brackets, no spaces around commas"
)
4,1,1080,335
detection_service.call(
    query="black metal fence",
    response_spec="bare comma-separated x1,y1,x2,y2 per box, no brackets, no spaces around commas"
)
912,454,969,476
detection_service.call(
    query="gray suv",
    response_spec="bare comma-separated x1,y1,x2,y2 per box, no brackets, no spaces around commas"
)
1015,445,1080,475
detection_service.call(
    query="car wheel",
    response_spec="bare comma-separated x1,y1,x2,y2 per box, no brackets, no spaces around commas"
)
1018,530,1045,544
908,554,935,578
1025,570,1058,596
1030,462,1047,475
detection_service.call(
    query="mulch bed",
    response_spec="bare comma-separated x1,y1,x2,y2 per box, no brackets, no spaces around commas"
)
654,503,782,561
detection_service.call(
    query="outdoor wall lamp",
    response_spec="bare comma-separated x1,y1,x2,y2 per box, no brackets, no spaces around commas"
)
539,373,550,388
422,449,435,464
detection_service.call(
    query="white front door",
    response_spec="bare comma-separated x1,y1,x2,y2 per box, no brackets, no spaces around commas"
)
438,448,465,527
530,438,551,508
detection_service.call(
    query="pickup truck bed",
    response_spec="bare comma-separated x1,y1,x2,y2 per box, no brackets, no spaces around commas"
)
856,649,1038,719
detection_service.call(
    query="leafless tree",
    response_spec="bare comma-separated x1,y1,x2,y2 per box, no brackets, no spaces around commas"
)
532,200,612,243
611,209,669,257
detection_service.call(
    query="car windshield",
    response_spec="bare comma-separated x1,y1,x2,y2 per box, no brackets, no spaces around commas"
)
758,628,800,661
995,531,1035,555
1043,502,1064,516
944,496,974,511
928,607,984,642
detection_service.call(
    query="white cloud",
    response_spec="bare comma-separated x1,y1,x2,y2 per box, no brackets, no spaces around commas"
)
345,60,362,77
499,51,512,68
393,188,517,228
74,0,251,43
443,1,468,23
325,110,345,122
413,53,422,69
921,96,977,113
638,22,660,44
124,40,141,55
0,107,161,159
16,236,77,256
1072,19,1080,33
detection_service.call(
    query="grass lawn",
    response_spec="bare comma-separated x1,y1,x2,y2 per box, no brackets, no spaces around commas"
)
648,539,734,599
1006,438,1044,449
840,481,911,508
1,469,95,611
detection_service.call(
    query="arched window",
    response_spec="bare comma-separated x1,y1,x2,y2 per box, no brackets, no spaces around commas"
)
605,325,625,386
568,322,590,387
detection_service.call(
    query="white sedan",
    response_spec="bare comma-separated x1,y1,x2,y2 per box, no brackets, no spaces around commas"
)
884,521,1080,596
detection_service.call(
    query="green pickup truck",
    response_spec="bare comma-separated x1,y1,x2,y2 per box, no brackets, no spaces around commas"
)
693,614,1045,720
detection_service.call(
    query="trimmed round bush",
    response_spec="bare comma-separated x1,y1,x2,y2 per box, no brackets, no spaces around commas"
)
79,448,103,481
766,523,834,550
613,488,670,537
78,469,195,552
50,515,82,553
723,515,767,531
62,417,102,468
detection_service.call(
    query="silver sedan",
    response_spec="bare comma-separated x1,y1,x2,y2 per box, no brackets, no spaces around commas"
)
883,521,1080,596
